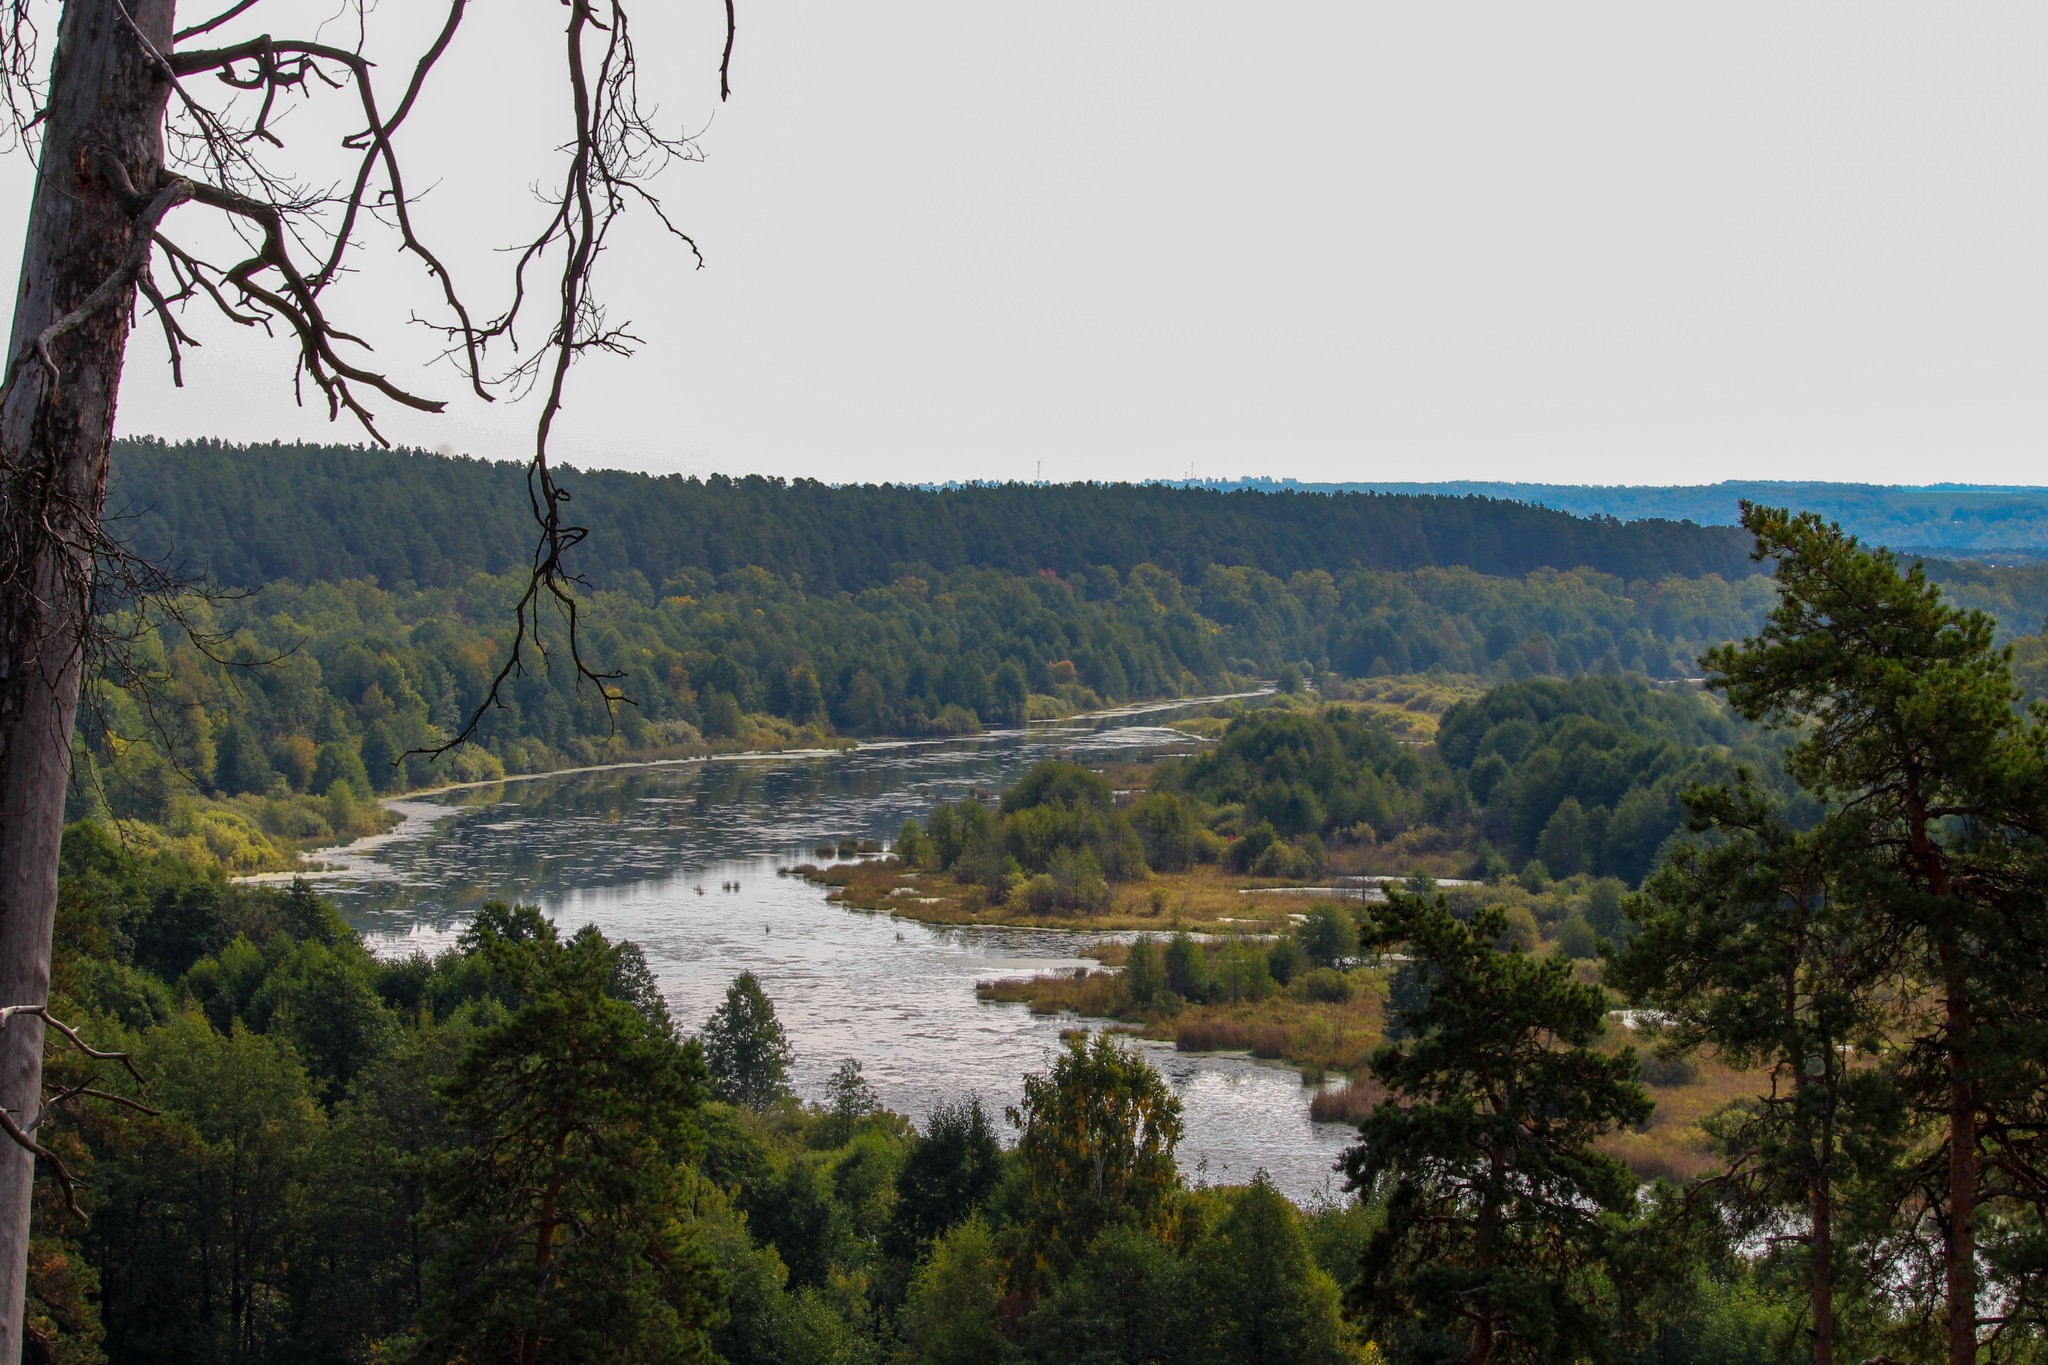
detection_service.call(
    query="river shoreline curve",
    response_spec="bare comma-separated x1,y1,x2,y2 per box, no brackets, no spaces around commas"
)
239,686,1272,884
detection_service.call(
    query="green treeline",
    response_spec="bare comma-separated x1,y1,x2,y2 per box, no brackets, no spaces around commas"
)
903,762,1156,913
85,440,2048,880
107,439,2048,635
1241,673,1804,890
1430,676,1813,883
1221,476,2048,556
906,677,1799,910
109,438,1762,591
34,505,2048,1363
73,555,1782,870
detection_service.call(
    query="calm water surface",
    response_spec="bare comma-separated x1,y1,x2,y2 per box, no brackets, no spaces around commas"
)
302,701,1357,1203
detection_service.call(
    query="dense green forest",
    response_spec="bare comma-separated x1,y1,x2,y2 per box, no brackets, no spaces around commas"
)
6,828,1885,1365
34,828,1390,1364
108,439,1761,591
85,542,2048,880
902,676,1802,905
34,470,2048,1363
891,511,2048,1364
73,549,1781,870
1210,477,2048,557
79,441,2048,878
108,440,2048,612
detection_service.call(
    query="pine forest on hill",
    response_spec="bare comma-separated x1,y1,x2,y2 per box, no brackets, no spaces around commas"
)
40,492,2048,1363
11,2,2042,1360
1195,476,2048,558
78,440,2048,877
112,438,1761,589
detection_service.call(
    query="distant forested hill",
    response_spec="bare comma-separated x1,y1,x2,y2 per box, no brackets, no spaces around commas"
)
109,438,1758,591
71,436,2048,873
1199,477,2048,557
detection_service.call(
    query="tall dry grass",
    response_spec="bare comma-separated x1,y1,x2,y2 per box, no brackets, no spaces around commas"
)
1308,1077,1387,1124
1173,1016,1294,1058
978,971,1128,1018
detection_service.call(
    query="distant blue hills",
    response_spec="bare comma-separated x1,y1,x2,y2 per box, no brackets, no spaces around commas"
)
1170,479,2048,559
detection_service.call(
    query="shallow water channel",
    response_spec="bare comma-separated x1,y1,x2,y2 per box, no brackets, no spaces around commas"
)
303,701,1357,1204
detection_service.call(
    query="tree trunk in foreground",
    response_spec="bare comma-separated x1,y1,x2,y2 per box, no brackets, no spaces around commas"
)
1944,950,1977,1365
1809,1169,1834,1365
0,2,175,1358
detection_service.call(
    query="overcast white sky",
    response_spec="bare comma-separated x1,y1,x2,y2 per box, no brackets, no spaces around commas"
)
7,2,2046,485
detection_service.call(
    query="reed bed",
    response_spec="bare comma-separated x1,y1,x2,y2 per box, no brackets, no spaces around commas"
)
1170,1000,1381,1076
1308,1078,1387,1125
979,971,1128,1018
809,858,1313,935
1172,1016,1297,1059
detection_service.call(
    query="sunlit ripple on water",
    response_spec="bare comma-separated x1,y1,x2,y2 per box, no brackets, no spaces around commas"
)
303,700,1357,1204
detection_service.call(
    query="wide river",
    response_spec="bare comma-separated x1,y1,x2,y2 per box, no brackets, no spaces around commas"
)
302,699,1357,1204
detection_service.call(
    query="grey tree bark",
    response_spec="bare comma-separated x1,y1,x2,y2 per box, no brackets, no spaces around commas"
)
0,2,176,1358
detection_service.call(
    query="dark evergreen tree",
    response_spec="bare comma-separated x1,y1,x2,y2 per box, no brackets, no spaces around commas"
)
1694,504,2048,1364
700,971,794,1111
396,911,721,1364
211,720,276,797
1611,789,1908,1365
822,1057,878,1147
1187,1174,1353,1365
1342,891,1650,1365
1297,903,1358,968
885,1094,1005,1275
1016,1224,1186,1365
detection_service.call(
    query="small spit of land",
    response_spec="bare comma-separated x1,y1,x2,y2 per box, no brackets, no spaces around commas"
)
804,856,1748,1183
794,680,1765,1184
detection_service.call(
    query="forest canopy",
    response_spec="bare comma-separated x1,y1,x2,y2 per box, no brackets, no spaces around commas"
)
85,441,2048,879
110,438,1762,591
900,675,1798,908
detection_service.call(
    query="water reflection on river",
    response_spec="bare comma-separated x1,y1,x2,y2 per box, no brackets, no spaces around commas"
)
303,704,1357,1204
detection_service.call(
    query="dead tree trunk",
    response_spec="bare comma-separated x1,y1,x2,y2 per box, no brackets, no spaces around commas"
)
0,2,176,1358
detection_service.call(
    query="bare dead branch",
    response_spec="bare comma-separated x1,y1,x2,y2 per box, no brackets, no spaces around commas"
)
0,1006,147,1090
172,0,266,45
0,174,190,405
721,0,735,101
5,0,719,777
0,1107,80,1222
33,1083,158,1133
419,0,710,757
135,265,199,386
0,1005,156,1224
0,1,46,149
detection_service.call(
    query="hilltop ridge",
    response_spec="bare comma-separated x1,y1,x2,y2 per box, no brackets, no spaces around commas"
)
109,438,1757,592
1176,477,2048,557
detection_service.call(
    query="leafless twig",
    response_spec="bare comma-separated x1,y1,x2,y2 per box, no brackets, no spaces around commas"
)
0,1006,156,1221
0,0,730,773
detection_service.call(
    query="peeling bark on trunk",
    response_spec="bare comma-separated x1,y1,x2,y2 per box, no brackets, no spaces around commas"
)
0,2,176,1358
